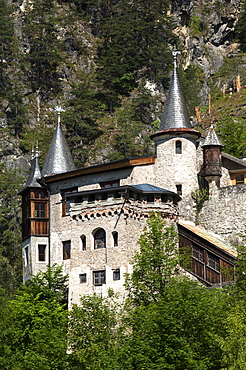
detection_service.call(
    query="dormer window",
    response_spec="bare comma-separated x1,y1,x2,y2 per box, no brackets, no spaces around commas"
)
175,140,182,154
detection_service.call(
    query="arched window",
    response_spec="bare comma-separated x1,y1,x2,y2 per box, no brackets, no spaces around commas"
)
175,140,182,154
94,228,106,249
112,231,118,247
81,235,86,251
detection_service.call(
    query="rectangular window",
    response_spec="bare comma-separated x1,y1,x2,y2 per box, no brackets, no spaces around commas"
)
79,273,86,283
113,269,120,281
93,270,105,285
208,253,220,272
38,244,46,262
192,244,204,263
35,203,46,218
24,246,29,265
63,240,71,260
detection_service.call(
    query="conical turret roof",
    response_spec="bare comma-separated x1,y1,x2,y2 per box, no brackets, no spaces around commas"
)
42,122,76,177
24,148,42,188
159,66,191,130
202,125,223,147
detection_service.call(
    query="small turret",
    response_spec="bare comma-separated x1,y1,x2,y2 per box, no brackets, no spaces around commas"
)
42,107,76,177
24,144,42,188
202,124,223,179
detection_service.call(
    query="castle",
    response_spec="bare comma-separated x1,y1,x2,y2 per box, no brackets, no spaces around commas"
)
21,51,246,305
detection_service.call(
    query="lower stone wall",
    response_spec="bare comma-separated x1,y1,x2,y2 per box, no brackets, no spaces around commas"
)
198,184,246,246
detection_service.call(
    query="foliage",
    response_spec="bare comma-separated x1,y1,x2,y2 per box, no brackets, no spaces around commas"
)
24,264,69,306
235,0,246,52
22,0,63,97
217,117,246,158
0,290,69,370
68,292,121,369
64,73,106,165
178,65,206,116
125,213,183,305
0,164,23,295
123,279,227,370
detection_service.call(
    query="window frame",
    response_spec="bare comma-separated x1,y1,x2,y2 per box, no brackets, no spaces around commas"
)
94,228,106,249
38,244,46,262
175,140,182,154
207,252,220,272
113,268,120,281
81,234,86,251
63,240,71,260
93,270,106,286
79,273,87,283
112,231,118,247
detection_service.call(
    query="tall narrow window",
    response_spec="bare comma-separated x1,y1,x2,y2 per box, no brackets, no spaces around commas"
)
176,140,182,154
63,240,71,259
112,231,118,247
176,184,182,196
81,235,86,251
94,229,106,249
24,246,29,265
208,253,220,272
38,244,46,262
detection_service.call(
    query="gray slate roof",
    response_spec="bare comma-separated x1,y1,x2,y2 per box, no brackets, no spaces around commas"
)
42,122,76,177
159,67,191,130
25,155,42,188
202,125,223,147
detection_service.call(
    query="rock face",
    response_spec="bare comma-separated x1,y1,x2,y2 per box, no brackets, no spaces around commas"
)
0,0,244,172
173,0,242,76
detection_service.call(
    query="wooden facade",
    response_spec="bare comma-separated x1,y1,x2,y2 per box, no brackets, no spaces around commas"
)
178,223,236,286
21,187,49,240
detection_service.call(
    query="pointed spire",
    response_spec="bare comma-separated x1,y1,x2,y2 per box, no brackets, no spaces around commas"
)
42,107,76,177
25,143,42,188
202,124,223,147
159,48,191,131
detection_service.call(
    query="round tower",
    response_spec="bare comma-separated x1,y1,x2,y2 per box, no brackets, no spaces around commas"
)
151,50,200,199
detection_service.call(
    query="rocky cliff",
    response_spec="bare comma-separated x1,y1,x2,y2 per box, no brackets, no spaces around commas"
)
0,0,245,173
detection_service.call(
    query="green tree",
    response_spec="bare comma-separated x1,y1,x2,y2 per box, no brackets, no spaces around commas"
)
68,292,121,369
24,264,69,306
125,213,182,305
22,0,63,98
218,117,246,158
123,279,226,370
0,165,23,295
0,290,69,370
236,0,246,52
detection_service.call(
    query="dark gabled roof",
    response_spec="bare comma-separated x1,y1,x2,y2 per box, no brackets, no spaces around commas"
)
42,122,76,177
222,152,246,171
130,184,174,193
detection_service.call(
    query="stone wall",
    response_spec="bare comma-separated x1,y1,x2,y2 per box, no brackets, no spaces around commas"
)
198,183,246,245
